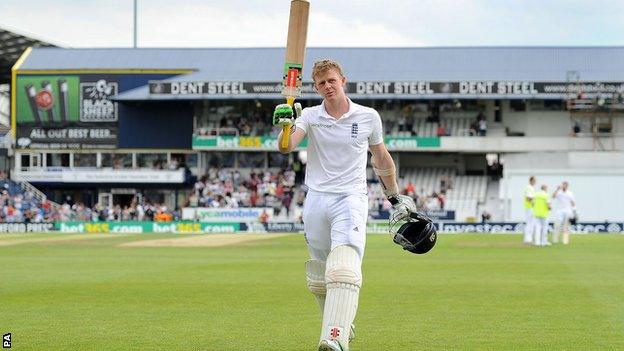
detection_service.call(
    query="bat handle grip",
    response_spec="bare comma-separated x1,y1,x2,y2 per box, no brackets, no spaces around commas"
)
280,97,296,149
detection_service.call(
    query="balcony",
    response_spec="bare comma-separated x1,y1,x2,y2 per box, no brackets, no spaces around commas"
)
13,168,186,184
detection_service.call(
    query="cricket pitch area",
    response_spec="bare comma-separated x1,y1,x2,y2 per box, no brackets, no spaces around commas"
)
2,232,623,350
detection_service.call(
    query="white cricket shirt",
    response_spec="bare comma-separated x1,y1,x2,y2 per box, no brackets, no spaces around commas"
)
554,189,575,215
295,99,384,194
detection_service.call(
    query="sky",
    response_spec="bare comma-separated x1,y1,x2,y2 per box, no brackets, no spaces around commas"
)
0,0,623,48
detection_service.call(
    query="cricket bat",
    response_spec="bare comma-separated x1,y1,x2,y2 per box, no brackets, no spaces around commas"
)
280,0,310,149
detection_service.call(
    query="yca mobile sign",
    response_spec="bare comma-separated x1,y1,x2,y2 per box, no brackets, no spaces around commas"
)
150,80,624,98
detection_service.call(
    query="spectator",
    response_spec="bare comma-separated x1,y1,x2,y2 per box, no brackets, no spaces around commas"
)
572,122,581,136
397,114,406,133
437,191,446,210
469,120,478,136
478,118,487,136
258,209,270,223
437,123,449,137
481,210,491,223
405,181,416,197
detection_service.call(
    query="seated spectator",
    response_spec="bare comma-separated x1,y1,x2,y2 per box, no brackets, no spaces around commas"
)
258,209,270,223
438,191,446,210
469,121,478,136
436,123,450,137
397,115,406,132
572,122,581,136
405,181,416,197
154,207,173,222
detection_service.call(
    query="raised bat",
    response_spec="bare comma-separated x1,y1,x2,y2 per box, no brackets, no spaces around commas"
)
280,0,310,149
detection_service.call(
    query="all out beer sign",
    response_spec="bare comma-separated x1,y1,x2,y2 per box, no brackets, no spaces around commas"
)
16,75,120,149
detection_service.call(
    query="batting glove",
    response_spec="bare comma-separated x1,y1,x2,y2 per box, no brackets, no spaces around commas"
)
273,104,294,127
273,103,302,128
388,194,417,221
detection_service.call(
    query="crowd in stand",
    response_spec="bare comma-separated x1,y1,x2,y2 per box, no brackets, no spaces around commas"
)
368,180,448,214
56,201,178,222
0,172,50,222
186,167,450,221
185,167,304,219
0,172,179,223
0,166,454,223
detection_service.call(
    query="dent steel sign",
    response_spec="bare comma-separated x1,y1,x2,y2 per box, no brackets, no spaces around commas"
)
150,81,624,97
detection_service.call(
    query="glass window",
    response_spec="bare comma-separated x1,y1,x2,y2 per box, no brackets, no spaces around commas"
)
21,154,30,168
193,100,276,136
268,152,289,168
207,152,235,168
185,153,198,168
74,154,97,168
510,100,526,111
238,152,265,168
544,100,565,111
102,153,132,169
46,153,70,167
169,153,198,169
137,153,167,169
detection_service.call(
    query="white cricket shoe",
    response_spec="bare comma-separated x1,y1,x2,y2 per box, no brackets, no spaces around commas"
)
317,324,354,350
318,339,344,351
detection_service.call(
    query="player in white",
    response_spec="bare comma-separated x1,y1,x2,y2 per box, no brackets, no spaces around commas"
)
523,176,537,244
273,59,411,351
552,181,575,244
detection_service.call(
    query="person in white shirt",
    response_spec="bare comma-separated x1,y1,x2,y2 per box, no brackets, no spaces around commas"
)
273,59,411,351
552,181,576,244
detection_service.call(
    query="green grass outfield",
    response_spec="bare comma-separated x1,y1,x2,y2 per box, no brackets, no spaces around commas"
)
1,233,623,350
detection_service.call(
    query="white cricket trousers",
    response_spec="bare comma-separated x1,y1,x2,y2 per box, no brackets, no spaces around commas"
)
554,211,570,244
524,209,535,243
303,190,369,261
534,217,549,246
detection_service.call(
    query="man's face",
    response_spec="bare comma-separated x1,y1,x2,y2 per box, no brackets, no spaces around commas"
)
562,182,568,190
313,68,346,102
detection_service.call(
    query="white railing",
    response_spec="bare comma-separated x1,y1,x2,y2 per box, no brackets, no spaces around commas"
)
19,180,61,209
195,127,239,137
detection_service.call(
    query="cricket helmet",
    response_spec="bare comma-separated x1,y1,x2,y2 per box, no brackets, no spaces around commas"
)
389,211,437,254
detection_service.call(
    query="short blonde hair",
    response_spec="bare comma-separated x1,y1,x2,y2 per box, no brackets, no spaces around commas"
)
311,59,345,82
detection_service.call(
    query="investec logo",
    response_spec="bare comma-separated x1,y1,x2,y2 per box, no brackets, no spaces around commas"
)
437,223,516,233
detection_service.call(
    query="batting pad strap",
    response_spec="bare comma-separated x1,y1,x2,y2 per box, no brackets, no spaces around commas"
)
306,260,327,295
325,245,362,288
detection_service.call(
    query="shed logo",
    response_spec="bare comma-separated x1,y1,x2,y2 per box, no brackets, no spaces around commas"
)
80,79,118,122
